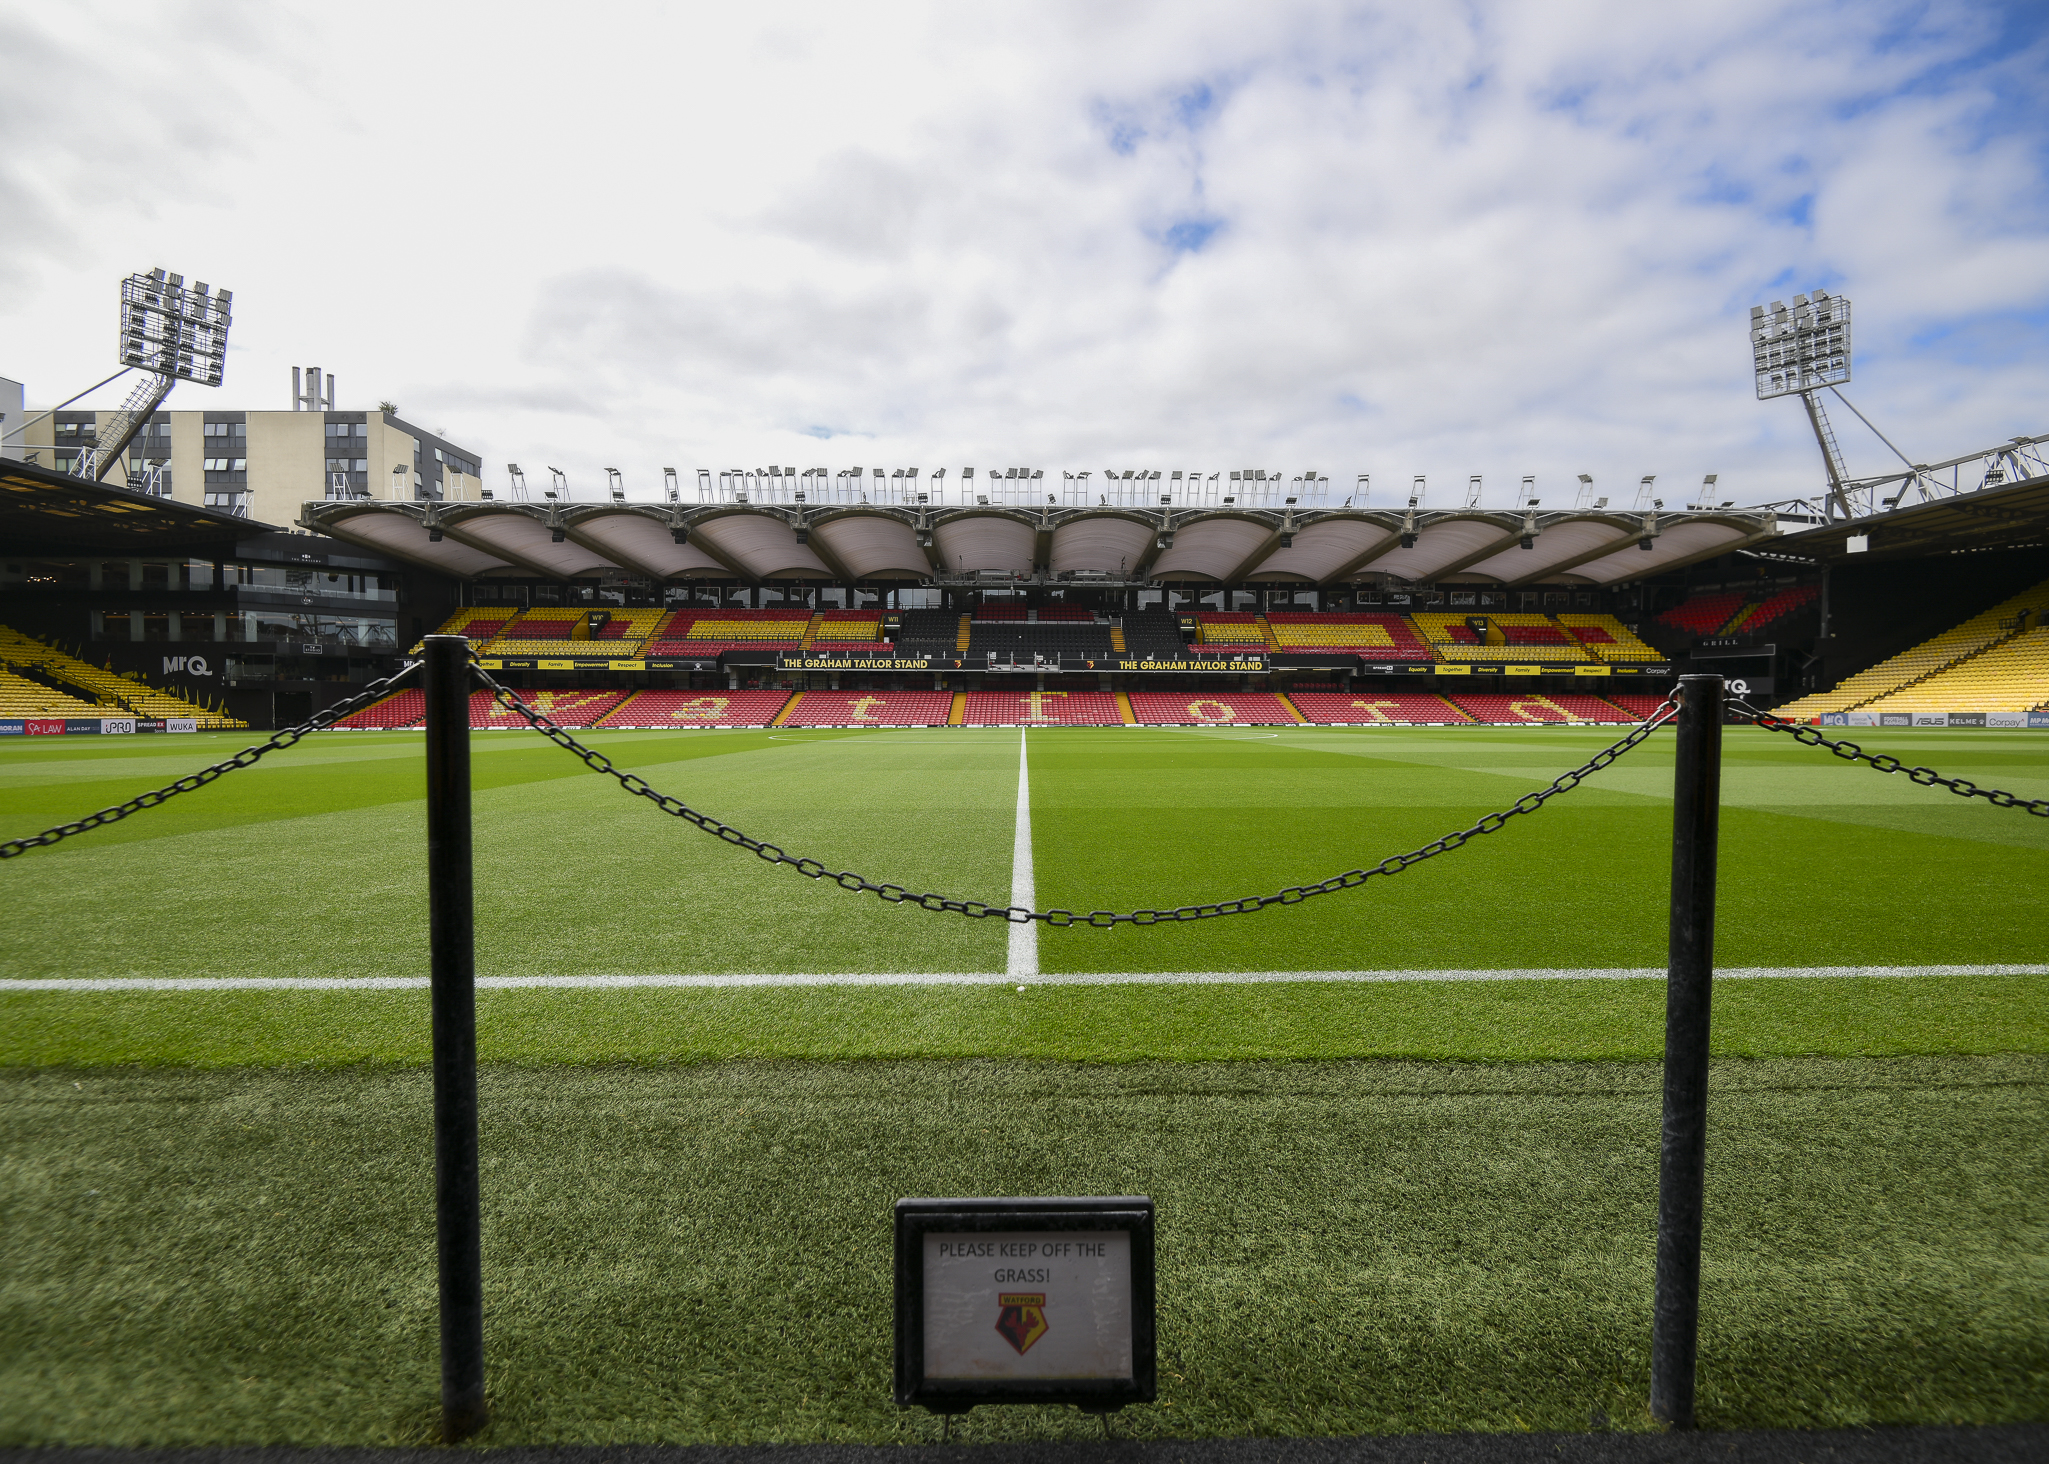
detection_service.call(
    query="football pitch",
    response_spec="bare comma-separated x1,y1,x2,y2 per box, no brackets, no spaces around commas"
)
2,724,2046,1444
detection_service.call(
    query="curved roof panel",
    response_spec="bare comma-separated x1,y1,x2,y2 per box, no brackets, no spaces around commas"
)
692,513,836,579
444,512,618,576
1349,518,1506,581
1049,515,1154,577
570,510,728,578
1568,521,1752,584
1459,518,1634,583
323,509,515,576
811,514,930,579
933,515,1035,575
1149,518,1269,581
1244,519,1394,582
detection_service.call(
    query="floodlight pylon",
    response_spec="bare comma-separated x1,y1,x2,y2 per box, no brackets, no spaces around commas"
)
78,268,233,482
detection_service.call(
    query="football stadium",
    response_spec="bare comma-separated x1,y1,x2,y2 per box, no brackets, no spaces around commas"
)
4,413,2048,1451
3,18,2048,1443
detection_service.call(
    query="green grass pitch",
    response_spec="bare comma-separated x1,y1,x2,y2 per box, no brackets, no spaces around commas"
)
2,724,2046,1443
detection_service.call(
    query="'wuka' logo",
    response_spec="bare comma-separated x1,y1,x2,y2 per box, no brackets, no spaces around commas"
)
995,1293,1048,1354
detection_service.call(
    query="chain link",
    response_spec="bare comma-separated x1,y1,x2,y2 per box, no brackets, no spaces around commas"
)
0,663,423,860
477,664,1681,926
1733,698,2049,817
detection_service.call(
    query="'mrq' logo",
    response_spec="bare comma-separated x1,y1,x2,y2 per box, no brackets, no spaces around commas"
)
163,655,212,677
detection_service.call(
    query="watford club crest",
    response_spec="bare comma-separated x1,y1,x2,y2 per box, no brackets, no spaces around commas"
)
994,1293,1048,1354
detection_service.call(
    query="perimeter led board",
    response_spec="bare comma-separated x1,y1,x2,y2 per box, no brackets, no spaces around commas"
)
1751,290,1850,400
894,1196,1156,1414
119,269,232,387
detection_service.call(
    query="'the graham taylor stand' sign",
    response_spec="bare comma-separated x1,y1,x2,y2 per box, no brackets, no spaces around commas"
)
894,1196,1157,1415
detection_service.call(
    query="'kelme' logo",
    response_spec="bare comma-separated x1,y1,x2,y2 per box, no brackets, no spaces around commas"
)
995,1293,1048,1354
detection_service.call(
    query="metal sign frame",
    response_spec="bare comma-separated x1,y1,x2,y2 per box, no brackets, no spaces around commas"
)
894,1196,1156,1415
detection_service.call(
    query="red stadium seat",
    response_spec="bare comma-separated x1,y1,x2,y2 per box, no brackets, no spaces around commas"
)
1286,692,1472,724
599,690,793,727
333,688,426,728
1448,693,1638,723
1127,692,1299,725
777,690,955,726
961,691,1124,725
465,688,628,729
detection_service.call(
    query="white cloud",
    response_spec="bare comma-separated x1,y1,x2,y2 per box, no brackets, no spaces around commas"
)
1,0,2043,506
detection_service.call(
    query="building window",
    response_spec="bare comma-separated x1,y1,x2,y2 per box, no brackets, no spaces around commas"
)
202,422,246,438
202,458,247,472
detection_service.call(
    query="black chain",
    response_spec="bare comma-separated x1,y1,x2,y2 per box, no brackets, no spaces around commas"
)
477,664,1681,926
0,663,423,860
1734,698,2049,817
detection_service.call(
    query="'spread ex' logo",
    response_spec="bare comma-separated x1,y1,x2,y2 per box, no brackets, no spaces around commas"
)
995,1293,1047,1354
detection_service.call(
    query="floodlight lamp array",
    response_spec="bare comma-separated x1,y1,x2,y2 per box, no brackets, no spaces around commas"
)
1751,290,1849,400
119,269,232,386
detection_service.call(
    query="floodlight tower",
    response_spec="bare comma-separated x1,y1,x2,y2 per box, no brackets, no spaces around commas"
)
1750,290,1853,518
77,268,232,482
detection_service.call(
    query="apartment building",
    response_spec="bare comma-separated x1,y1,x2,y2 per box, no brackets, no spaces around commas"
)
15,404,485,526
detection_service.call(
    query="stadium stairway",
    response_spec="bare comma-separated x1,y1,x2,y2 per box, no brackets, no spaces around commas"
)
947,692,966,725
0,624,246,727
1776,578,2049,717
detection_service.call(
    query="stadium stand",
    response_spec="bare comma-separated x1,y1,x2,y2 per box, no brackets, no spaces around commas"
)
1195,612,1270,650
644,608,812,658
1605,693,1670,719
892,609,963,658
1128,692,1301,724
1556,613,1662,662
1449,693,1634,723
467,688,628,728
1726,584,1819,634
1412,612,1591,663
416,608,512,650
597,689,794,727
1859,624,2049,714
967,622,1115,659
811,610,886,644
1120,611,1187,657
961,691,1126,725
1036,606,1098,622
0,667,107,718
777,689,955,726
1775,578,2049,717
332,688,426,729
1286,691,1473,724
1656,592,1748,636
976,604,1028,620
0,624,245,727
483,607,666,658
1266,612,1435,660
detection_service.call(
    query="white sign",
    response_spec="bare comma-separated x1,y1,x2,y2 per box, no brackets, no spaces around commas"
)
923,1231,1132,1381
166,718,198,734
101,719,136,735
1988,712,2027,728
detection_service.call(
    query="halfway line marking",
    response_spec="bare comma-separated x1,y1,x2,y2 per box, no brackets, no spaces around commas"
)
1008,728,1037,979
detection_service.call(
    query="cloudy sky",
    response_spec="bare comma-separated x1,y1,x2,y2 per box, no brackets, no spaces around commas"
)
3,0,2045,507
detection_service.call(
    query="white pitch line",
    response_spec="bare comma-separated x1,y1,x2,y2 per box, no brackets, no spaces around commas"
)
1007,727,1038,980
6,965,2046,992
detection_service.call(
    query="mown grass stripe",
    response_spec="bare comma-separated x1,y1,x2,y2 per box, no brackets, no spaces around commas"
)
9,964,2046,991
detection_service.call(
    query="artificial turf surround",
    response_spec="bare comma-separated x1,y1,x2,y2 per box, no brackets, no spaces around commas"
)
3,727,2045,1444
2,1057,2044,1446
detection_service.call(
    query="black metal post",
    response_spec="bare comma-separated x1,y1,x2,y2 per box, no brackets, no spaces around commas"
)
1650,673,1723,1428
423,636,487,1441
